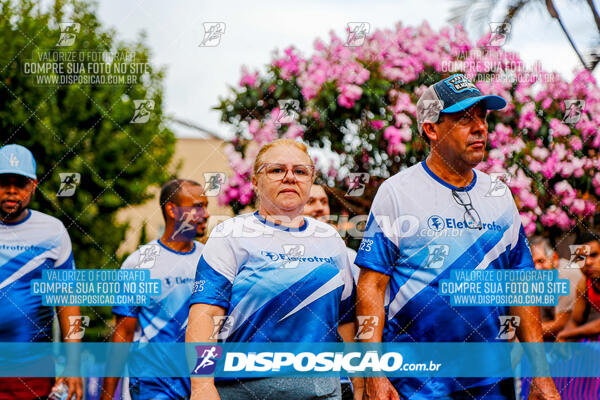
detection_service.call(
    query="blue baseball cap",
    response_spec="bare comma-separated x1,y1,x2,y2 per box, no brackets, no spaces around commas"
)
416,74,507,135
0,144,37,179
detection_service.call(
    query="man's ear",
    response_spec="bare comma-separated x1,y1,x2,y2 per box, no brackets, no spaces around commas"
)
422,122,438,142
251,175,258,192
165,202,178,220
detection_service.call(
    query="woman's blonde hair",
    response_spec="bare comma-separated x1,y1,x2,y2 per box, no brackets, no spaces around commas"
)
253,139,313,176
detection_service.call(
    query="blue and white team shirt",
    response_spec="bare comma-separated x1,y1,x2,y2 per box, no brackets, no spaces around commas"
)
112,239,203,400
190,212,356,343
0,210,75,342
355,161,534,399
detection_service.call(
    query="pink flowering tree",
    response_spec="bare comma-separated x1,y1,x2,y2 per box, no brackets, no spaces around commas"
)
214,22,600,237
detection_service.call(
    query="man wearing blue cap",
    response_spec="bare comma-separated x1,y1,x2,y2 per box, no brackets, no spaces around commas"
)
0,144,83,399
356,74,560,399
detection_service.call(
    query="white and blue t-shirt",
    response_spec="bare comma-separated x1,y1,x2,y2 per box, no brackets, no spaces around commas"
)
0,210,75,342
112,239,203,400
190,212,356,343
355,161,534,399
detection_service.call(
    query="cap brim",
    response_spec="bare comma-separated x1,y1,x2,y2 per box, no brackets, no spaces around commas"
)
0,170,37,179
441,95,507,114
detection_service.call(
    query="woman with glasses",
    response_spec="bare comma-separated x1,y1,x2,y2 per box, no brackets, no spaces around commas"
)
186,139,357,400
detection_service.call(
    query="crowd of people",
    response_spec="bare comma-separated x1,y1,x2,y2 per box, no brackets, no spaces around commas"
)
1,74,599,400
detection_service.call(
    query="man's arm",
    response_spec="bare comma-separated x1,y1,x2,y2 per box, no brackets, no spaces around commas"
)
558,319,600,340
542,312,571,340
56,305,84,400
511,305,560,400
356,269,400,400
99,315,137,400
187,303,226,400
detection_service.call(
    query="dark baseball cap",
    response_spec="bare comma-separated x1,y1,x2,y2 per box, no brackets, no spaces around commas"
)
416,74,507,135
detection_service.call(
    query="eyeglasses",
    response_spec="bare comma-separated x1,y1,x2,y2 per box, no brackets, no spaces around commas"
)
452,189,482,230
256,163,315,182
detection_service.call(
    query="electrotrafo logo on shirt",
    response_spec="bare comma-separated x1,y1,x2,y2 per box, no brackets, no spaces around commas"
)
426,215,505,232
261,251,334,264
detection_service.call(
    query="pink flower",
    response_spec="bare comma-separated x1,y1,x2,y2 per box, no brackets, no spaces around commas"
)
569,136,583,151
338,84,363,108
370,120,385,130
239,66,258,87
518,102,541,133
549,119,571,137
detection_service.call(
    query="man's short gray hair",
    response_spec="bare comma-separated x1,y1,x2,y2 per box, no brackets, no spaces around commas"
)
529,236,555,257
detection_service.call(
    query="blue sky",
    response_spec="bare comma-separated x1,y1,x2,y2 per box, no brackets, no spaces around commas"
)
95,0,600,139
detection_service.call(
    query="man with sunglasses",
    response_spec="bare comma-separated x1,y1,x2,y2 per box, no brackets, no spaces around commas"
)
356,74,559,399
102,178,209,400
0,144,83,399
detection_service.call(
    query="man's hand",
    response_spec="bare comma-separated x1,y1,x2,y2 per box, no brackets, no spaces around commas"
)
53,377,83,400
528,377,561,400
363,377,400,400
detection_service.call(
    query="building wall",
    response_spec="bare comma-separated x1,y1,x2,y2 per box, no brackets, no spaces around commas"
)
117,138,234,255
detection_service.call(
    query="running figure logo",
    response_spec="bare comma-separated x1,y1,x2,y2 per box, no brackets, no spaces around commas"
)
192,345,222,375
562,100,585,124
355,316,379,339
199,22,226,47
485,173,511,197
57,23,80,47
210,315,235,340
425,245,449,269
130,100,155,124
487,23,511,47
346,173,370,197
281,244,305,269
65,315,90,340
203,172,227,197
57,173,81,197
274,99,300,126
568,244,590,268
170,206,205,241
496,315,520,340
345,22,370,47
137,244,160,269
422,100,444,124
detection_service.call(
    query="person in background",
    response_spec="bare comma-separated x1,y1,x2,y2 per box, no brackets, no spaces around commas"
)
558,231,600,341
187,139,357,400
303,184,361,281
555,231,600,398
0,144,83,400
101,179,209,400
529,236,582,341
303,183,363,400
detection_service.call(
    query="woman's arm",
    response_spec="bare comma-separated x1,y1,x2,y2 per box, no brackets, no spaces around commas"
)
186,303,226,400
338,322,364,400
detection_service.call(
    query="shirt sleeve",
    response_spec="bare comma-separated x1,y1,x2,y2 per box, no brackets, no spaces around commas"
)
339,243,356,324
355,181,401,276
54,224,75,270
112,253,141,318
508,200,535,271
189,222,238,310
